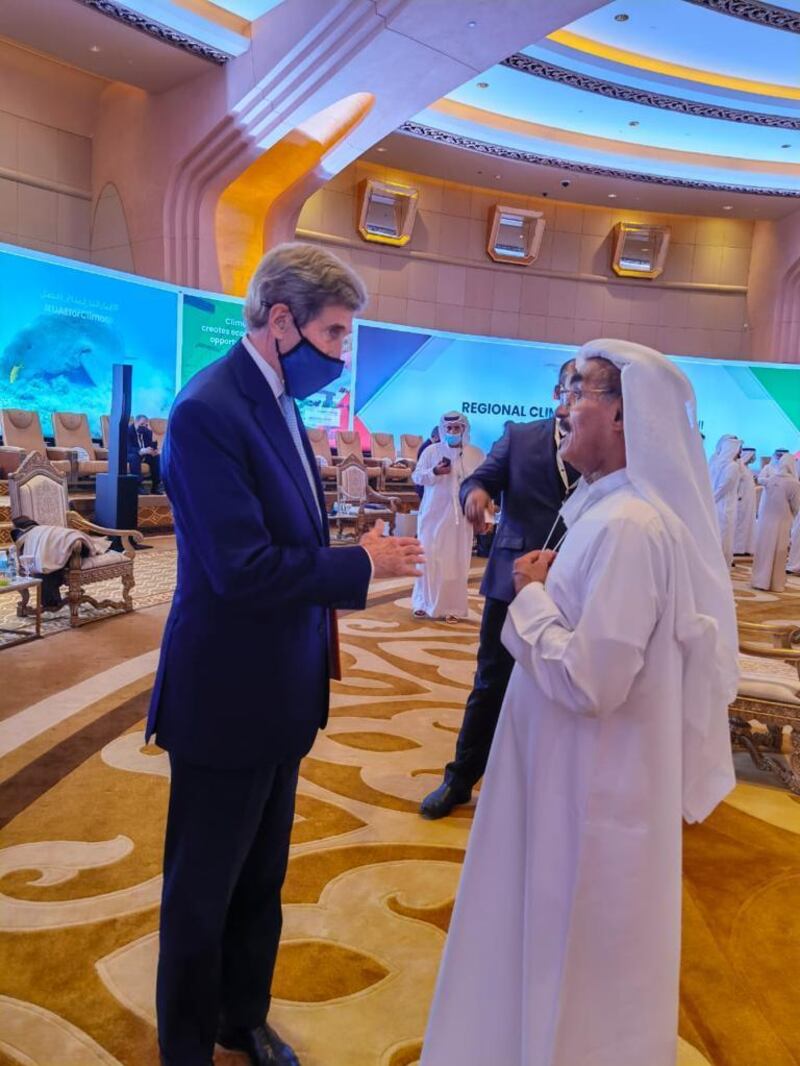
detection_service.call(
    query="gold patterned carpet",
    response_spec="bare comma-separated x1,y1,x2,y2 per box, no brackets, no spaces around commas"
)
0,558,799,1066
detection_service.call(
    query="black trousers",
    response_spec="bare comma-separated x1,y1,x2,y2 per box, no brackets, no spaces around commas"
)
128,449,161,489
157,755,299,1066
445,596,514,789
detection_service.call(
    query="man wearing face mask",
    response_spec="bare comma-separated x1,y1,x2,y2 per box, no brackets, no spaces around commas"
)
146,243,424,1066
411,412,485,622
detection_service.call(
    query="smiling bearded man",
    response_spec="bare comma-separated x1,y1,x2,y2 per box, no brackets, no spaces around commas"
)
420,339,738,1066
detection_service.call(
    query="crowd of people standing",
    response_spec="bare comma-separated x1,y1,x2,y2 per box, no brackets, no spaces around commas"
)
708,435,800,591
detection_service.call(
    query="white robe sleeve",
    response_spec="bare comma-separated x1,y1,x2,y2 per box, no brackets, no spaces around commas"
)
413,446,442,487
501,517,668,718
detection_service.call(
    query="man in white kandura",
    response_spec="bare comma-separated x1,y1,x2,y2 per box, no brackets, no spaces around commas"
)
411,412,485,623
708,433,742,567
751,452,800,592
420,339,737,1066
733,447,757,556
788,498,800,576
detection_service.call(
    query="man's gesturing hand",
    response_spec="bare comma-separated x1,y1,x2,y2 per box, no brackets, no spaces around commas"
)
512,549,556,595
360,520,425,578
464,488,491,533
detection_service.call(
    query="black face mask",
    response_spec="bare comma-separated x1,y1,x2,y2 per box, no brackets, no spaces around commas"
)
277,329,345,399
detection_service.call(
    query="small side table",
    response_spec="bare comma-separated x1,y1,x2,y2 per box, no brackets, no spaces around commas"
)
0,577,42,648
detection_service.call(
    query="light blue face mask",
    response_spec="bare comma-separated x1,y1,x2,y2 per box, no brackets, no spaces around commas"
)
444,433,462,447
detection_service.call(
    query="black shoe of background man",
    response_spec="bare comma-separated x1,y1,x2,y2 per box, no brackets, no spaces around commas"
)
217,1022,301,1066
420,780,472,819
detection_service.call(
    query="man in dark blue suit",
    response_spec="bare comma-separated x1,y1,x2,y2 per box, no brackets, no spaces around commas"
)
420,360,578,819
127,414,163,493
147,243,423,1066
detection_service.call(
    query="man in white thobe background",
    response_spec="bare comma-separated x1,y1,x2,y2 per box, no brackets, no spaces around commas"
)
788,508,800,575
734,447,757,556
421,339,737,1066
708,434,742,566
411,412,485,622
751,453,800,592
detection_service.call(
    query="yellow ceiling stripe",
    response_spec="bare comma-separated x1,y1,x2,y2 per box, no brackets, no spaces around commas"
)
548,29,800,101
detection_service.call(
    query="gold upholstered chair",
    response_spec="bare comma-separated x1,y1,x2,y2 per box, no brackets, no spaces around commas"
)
149,417,168,450
52,412,108,478
369,432,415,485
8,451,142,627
306,428,337,481
399,433,424,463
730,620,800,794
0,408,75,479
334,456,398,539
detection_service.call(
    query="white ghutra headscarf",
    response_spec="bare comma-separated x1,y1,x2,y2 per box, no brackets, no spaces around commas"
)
577,339,738,823
708,434,742,494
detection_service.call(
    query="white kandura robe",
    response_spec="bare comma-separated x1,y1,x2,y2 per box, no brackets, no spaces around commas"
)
411,440,484,618
421,471,685,1066
788,510,800,574
710,459,740,566
751,475,800,591
733,463,757,555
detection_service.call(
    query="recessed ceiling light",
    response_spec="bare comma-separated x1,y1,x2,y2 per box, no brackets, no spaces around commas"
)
608,193,618,198
628,120,639,127
781,143,792,148
477,169,483,175
477,82,489,89
494,174,502,180
615,13,630,21
376,147,387,153
89,44,101,52
722,205,733,210
467,19,477,28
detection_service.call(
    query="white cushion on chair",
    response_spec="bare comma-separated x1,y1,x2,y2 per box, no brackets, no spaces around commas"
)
79,550,127,571
737,673,800,705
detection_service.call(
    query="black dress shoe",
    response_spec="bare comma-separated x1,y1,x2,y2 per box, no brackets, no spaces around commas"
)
217,1023,301,1066
420,780,472,819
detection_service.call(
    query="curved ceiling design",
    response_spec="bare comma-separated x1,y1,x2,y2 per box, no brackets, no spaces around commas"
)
403,0,800,197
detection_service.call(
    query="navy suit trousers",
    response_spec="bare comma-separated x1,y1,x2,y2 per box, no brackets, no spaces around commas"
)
157,755,299,1065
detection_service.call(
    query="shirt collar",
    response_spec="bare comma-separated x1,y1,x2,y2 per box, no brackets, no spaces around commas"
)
242,334,284,400
560,467,630,528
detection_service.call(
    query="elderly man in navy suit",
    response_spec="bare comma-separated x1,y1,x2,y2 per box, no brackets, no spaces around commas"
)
147,243,424,1066
420,360,577,819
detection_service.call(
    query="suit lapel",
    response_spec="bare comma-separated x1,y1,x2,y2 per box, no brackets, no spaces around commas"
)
231,342,324,541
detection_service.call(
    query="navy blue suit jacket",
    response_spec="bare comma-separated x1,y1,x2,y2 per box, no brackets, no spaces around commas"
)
459,418,577,604
145,341,371,768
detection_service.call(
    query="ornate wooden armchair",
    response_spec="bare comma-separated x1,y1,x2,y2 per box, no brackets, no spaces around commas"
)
8,452,142,627
335,430,380,484
306,428,337,481
52,412,108,478
334,456,399,539
370,432,415,485
730,620,800,793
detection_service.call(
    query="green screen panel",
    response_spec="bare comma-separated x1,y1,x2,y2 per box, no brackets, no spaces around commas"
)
750,367,800,433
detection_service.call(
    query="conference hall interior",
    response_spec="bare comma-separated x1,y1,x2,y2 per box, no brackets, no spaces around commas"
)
1,1,800,1064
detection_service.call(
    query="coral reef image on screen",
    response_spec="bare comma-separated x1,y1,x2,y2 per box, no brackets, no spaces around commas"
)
0,246,178,436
